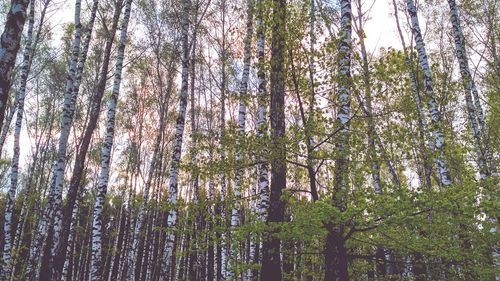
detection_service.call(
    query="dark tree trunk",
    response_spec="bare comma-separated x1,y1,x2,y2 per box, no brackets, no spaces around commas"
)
260,0,287,280
207,218,215,281
0,0,30,129
324,226,348,281
413,253,427,281
110,205,127,281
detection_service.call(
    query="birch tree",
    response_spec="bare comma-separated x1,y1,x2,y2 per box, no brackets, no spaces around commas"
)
89,0,132,279
27,1,83,278
392,0,432,189
51,1,121,277
447,0,489,180
0,2,34,278
324,0,352,279
0,0,495,279
406,0,452,187
255,0,269,226
159,0,191,278
227,0,253,278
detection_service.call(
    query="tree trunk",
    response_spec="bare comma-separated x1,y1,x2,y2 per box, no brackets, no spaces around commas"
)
159,0,191,279
447,0,489,180
324,0,352,279
392,0,432,190
406,0,452,187
260,0,287,280
51,0,103,277
228,0,253,278
353,0,382,193
0,2,34,278
89,0,132,278
255,0,269,229
324,226,349,281
0,0,30,129
27,1,83,278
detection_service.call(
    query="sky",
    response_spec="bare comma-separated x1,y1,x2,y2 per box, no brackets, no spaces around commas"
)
48,0,403,50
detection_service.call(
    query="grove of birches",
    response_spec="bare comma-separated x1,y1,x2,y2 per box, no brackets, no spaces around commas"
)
0,0,497,279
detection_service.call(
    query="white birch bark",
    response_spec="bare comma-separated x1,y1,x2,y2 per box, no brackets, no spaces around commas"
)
10,195,30,280
406,0,452,187
61,192,80,281
219,0,229,276
228,1,253,279
446,1,499,276
251,1,269,278
159,0,191,279
447,0,489,180
0,2,34,278
0,0,49,157
392,0,431,189
89,0,132,279
27,1,82,278
51,2,100,277
256,0,269,225
48,0,83,242
334,0,352,199
51,0,100,264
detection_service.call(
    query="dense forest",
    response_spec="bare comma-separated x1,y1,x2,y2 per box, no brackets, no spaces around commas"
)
0,0,497,280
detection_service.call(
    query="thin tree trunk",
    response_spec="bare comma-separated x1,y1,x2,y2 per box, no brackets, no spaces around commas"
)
324,0,352,279
61,192,81,281
159,0,191,279
0,2,34,278
447,0,489,180
305,0,319,201
406,0,452,187
127,107,168,281
288,50,318,201
353,0,381,193
256,0,269,250
27,1,83,278
188,13,199,281
219,0,229,278
227,1,253,279
89,0,132,278
392,0,431,189
51,0,102,277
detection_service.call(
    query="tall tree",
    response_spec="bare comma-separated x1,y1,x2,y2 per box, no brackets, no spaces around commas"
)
324,0,352,279
227,0,253,278
159,0,191,279
255,0,269,226
26,1,83,278
89,0,132,279
406,0,452,187
392,0,432,189
0,1,34,278
447,0,489,180
260,0,287,280
51,1,121,278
